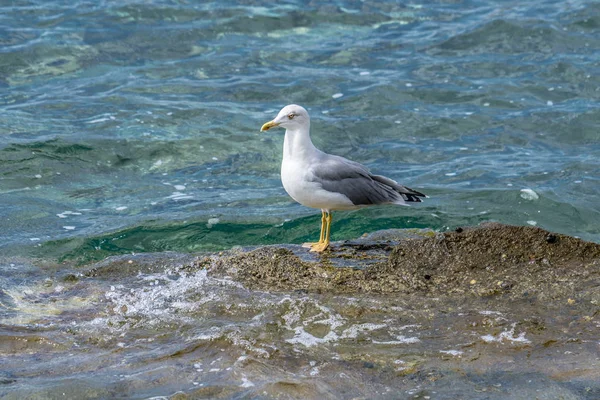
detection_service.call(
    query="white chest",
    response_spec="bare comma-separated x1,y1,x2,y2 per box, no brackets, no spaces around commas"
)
278,128,355,211
280,158,355,211
281,158,312,203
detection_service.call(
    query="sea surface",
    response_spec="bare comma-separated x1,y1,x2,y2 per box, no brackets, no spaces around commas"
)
1,0,599,398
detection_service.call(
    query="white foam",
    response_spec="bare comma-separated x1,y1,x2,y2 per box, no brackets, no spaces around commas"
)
526,220,537,226
240,376,255,388
281,298,421,348
479,310,503,316
282,298,345,347
226,331,271,358
440,349,463,356
397,324,421,331
332,93,344,99
372,335,420,345
62,226,76,230
115,206,128,211
520,188,539,201
339,323,387,339
359,71,370,75
286,327,336,347
88,117,111,124
481,323,531,344
166,192,194,200
173,185,186,191
100,269,226,334
57,211,83,218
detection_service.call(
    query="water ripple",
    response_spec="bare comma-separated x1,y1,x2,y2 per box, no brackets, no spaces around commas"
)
1,0,599,259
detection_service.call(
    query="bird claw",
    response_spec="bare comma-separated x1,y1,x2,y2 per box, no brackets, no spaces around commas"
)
309,242,330,253
302,242,319,248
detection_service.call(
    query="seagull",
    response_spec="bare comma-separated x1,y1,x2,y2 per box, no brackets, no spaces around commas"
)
261,104,426,252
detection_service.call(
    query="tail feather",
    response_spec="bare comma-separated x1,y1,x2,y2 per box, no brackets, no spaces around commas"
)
371,174,427,203
400,189,426,202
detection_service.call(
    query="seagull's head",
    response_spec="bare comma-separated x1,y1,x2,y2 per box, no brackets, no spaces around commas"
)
261,104,310,132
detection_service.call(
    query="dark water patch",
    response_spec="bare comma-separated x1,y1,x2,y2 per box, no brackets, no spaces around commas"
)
417,60,540,80
571,15,600,30
218,8,394,35
432,19,583,56
566,3,600,31
36,220,300,265
504,109,600,145
36,215,438,265
1,43,97,86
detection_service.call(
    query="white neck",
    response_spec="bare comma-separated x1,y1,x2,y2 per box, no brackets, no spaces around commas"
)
282,123,317,160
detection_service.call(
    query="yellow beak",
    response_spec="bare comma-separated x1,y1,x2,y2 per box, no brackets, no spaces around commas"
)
260,120,280,132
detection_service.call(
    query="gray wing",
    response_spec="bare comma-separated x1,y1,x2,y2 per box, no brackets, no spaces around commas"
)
370,174,427,203
309,154,426,206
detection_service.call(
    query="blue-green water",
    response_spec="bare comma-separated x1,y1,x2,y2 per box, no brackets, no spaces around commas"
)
1,1,600,398
2,0,599,263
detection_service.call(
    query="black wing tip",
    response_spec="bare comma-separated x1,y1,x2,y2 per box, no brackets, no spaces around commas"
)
403,194,424,202
401,187,427,202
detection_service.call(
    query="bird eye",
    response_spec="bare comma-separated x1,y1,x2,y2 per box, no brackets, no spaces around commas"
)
287,113,295,120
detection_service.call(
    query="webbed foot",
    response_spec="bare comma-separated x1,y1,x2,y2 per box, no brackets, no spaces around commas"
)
309,241,330,253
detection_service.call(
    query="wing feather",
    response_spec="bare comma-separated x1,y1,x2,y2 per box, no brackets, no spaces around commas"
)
309,155,425,206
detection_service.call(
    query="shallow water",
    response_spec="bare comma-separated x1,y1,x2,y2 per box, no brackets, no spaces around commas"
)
1,0,600,398
2,251,599,399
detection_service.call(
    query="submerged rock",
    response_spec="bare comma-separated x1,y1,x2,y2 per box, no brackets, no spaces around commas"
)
203,223,600,300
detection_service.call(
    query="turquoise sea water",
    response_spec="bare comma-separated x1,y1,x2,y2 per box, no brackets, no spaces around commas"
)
1,1,600,398
1,0,599,263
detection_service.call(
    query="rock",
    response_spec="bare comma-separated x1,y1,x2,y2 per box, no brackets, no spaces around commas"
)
201,223,600,300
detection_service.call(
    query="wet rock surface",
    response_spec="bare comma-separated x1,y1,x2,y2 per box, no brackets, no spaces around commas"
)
204,223,600,301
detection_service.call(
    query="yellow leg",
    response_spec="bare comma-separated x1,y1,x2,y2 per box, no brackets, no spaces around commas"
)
302,211,326,248
319,211,326,243
310,212,332,252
